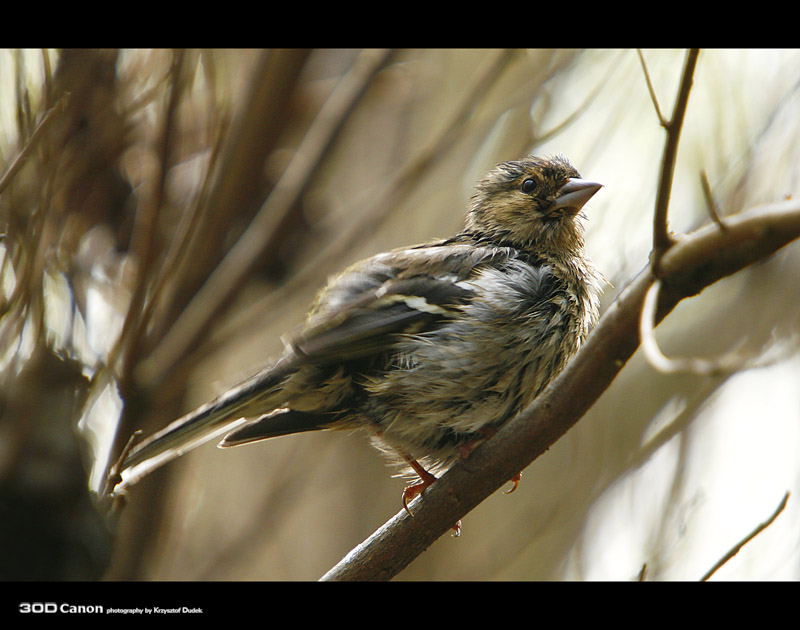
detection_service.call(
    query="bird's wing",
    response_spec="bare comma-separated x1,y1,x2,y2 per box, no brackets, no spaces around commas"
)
290,241,510,363
219,242,514,448
293,275,472,362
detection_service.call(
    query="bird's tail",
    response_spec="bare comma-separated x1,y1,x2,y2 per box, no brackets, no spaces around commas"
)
114,355,296,493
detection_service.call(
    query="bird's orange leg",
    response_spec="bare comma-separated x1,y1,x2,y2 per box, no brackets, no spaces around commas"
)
402,458,438,515
393,446,461,536
370,428,437,516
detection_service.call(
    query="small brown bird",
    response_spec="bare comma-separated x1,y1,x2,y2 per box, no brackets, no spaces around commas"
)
117,155,603,518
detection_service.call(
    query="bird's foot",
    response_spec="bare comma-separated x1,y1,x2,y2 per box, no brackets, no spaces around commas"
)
504,471,522,494
401,461,461,535
402,465,437,516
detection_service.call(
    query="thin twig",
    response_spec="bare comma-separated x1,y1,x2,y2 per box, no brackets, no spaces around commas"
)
700,492,790,581
639,279,753,376
637,49,667,127
700,169,727,230
0,91,70,196
41,49,54,110
651,49,700,272
536,51,622,145
0,93,70,326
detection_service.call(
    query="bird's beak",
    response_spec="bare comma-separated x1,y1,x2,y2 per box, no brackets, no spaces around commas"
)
550,178,603,215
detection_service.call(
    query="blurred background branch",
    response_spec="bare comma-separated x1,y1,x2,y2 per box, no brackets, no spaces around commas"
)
1,49,799,582
136,49,394,393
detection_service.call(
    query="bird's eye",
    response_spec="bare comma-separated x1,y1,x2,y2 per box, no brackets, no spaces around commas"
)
520,178,538,194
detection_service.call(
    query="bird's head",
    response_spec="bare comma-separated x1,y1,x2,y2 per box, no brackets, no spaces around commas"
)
466,155,602,255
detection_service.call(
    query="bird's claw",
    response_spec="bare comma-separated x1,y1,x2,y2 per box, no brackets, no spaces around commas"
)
504,471,522,494
402,478,432,516
402,472,461,536
403,472,438,516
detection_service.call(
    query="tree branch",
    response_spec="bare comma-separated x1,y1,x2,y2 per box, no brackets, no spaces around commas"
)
700,491,789,581
650,48,700,270
0,91,69,196
321,198,800,581
700,169,727,230
636,49,667,127
640,278,752,376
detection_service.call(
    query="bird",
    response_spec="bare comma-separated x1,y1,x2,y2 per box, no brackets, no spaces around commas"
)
115,154,603,522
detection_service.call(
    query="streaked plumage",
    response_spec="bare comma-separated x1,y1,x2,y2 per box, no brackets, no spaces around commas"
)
118,155,603,506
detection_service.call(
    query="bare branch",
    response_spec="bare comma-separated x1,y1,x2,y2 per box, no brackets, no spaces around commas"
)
640,279,750,376
637,49,667,127
321,198,800,580
651,49,700,271
700,169,727,230
536,52,622,145
700,492,790,581
0,91,69,196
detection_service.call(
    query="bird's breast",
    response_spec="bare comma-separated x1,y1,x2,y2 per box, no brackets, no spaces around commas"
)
357,256,596,460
